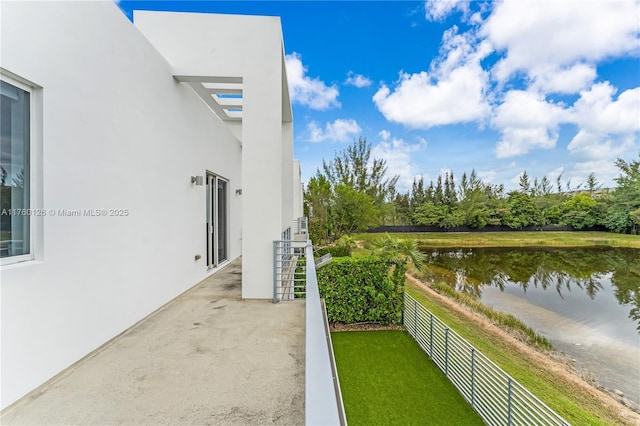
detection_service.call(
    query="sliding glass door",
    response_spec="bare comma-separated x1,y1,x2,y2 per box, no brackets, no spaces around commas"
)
206,173,228,268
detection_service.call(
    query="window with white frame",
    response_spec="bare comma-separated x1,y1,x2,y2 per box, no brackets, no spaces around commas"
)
0,77,31,260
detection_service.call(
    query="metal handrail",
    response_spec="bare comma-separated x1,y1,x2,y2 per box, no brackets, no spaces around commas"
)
273,238,307,302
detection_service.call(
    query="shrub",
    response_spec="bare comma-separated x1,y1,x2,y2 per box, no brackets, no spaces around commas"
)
317,257,405,324
314,245,350,258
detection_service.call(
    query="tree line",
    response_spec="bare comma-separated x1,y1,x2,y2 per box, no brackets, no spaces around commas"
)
304,138,640,244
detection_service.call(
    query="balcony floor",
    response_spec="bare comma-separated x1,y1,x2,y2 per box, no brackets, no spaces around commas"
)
1,258,305,425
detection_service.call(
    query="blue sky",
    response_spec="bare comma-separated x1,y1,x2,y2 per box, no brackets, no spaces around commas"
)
117,1,640,192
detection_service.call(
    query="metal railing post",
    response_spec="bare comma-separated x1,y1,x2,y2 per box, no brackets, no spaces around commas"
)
471,348,476,408
508,377,513,426
273,241,278,303
445,327,449,377
413,300,418,337
429,313,434,358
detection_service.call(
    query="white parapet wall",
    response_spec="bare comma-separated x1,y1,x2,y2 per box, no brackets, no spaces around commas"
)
0,3,292,409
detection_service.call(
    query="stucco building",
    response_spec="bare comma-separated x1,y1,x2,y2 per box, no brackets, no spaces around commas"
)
1,2,303,409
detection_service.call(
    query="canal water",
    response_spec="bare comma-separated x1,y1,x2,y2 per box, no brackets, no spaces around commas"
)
421,247,640,405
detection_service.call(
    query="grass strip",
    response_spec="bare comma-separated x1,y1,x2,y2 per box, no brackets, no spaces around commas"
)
331,330,484,426
419,276,552,349
355,231,640,249
405,280,632,425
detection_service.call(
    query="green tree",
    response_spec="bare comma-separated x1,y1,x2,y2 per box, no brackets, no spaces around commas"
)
332,184,379,236
457,171,493,228
304,174,333,244
443,171,457,207
412,202,449,227
519,171,530,193
307,137,399,239
504,191,541,229
322,137,398,206
604,154,640,234
561,193,598,229
336,234,357,257
539,176,553,195
410,176,427,208
586,172,601,195
556,171,564,193
434,175,444,205
392,192,411,225
457,187,490,228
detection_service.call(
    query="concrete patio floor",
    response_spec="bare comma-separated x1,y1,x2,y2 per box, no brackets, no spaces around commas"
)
0,258,306,425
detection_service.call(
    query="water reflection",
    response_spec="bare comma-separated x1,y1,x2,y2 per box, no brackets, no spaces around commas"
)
421,247,640,331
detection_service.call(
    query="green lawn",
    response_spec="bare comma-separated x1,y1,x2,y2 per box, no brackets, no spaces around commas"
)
354,231,640,249
331,330,483,426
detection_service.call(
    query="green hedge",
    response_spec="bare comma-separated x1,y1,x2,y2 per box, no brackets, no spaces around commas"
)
317,257,405,324
314,245,350,258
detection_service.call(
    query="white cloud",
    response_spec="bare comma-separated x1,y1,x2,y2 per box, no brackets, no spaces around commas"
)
380,1,640,164
546,166,565,185
570,83,640,135
568,131,637,160
492,82,640,160
373,31,491,128
567,83,640,159
371,135,428,192
509,170,526,188
493,90,568,158
307,119,361,143
477,169,497,183
285,52,340,110
417,136,428,147
378,129,391,141
439,167,453,178
345,71,372,88
570,159,622,189
482,0,640,92
529,63,597,94
373,66,489,128
425,0,470,22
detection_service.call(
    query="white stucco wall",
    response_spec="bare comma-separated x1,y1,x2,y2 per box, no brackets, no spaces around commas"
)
135,11,293,299
282,122,294,233
0,2,245,408
293,160,304,221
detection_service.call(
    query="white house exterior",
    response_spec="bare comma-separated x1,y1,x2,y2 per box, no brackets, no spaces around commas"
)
0,2,299,409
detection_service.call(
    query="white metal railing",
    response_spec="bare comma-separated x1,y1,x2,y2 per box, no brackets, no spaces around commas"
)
404,293,570,426
305,242,346,425
294,216,308,235
273,238,307,302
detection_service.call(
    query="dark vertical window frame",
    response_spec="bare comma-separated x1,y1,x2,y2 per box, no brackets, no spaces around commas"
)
1,72,34,264
205,171,229,269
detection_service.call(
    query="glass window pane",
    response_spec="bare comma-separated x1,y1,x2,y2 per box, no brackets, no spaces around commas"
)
0,80,30,258
217,179,227,263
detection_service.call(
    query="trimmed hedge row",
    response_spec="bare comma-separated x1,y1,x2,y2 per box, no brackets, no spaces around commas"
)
314,245,350,258
317,257,405,324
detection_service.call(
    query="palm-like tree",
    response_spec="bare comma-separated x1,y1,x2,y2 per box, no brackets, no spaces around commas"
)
371,233,426,272
336,234,357,256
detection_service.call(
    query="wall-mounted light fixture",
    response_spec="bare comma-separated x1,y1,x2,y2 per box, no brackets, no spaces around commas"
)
191,176,204,186
235,188,242,195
